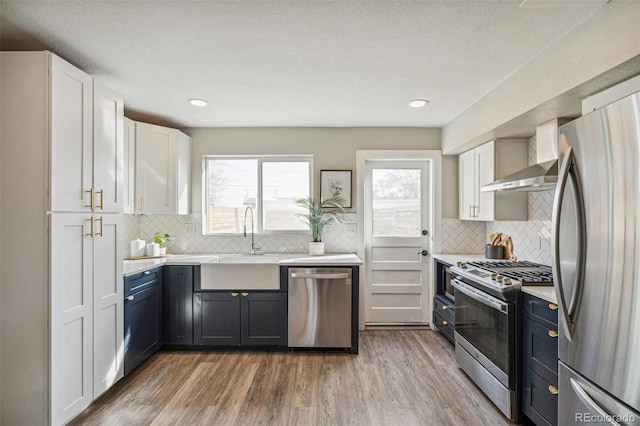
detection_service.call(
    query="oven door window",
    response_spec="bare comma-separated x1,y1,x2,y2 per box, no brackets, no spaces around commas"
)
455,290,510,375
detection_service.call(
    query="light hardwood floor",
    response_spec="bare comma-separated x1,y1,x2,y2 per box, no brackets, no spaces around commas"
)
70,330,513,425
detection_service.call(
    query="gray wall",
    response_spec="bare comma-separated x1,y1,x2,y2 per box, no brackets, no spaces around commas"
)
183,127,458,217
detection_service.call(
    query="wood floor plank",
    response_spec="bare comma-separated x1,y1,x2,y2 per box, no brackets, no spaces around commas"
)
70,330,514,426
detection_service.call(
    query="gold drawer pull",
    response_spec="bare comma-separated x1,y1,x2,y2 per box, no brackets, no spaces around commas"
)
442,305,448,310
241,292,249,297
442,320,448,326
231,292,239,297
548,330,558,338
549,303,558,310
548,385,559,395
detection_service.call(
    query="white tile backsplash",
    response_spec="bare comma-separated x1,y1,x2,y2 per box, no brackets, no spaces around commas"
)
123,213,357,257
440,218,486,254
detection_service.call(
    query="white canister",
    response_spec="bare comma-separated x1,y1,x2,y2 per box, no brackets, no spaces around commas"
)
131,239,146,257
146,242,160,257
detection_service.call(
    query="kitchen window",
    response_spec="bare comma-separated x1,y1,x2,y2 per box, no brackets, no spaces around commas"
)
204,156,312,234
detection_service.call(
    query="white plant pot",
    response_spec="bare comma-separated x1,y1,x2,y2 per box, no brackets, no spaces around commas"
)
159,247,167,255
309,241,325,256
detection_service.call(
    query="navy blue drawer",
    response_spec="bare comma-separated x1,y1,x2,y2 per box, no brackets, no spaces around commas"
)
522,367,558,426
524,293,558,329
434,295,455,323
125,267,162,295
433,311,454,343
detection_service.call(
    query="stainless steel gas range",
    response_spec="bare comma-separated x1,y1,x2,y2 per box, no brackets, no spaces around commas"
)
450,260,553,421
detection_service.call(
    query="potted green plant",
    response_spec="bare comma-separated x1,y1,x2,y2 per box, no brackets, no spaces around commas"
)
295,196,346,255
154,233,170,255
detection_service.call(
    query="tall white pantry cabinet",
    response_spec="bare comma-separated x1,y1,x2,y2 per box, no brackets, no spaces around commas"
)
0,52,124,425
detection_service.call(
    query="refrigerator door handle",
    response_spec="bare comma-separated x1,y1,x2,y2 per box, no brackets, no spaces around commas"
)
552,146,587,341
570,378,622,426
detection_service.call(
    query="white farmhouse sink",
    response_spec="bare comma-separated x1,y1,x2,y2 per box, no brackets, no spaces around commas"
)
199,255,280,290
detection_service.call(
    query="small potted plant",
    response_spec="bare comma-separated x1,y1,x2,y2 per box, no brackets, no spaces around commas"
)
154,233,170,255
295,196,346,255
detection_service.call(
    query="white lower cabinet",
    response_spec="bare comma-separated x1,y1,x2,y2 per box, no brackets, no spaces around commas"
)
92,214,124,398
50,214,94,425
50,213,123,424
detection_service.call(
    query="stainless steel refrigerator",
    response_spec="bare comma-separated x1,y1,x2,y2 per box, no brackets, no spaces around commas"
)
554,91,640,425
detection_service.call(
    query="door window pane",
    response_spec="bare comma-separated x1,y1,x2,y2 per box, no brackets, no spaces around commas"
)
372,169,421,236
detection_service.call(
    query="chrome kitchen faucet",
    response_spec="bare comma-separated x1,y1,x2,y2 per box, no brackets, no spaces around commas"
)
243,206,261,255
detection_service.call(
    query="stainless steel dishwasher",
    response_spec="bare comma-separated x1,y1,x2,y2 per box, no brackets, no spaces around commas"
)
288,267,352,348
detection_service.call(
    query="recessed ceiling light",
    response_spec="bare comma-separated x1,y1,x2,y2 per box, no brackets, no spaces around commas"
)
188,98,208,107
409,99,429,108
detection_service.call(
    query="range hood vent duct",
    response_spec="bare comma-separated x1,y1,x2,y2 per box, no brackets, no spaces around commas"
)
481,118,572,192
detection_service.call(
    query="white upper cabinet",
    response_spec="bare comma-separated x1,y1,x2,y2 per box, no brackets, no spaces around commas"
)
123,118,136,214
459,139,528,221
135,121,191,215
93,81,124,213
49,56,124,214
50,54,94,213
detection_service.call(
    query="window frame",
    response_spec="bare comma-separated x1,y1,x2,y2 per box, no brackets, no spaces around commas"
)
202,154,314,235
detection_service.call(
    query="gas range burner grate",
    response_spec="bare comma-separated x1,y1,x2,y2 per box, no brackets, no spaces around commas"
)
467,260,554,285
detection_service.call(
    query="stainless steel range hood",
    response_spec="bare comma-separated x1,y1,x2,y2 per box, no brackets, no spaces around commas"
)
481,118,571,192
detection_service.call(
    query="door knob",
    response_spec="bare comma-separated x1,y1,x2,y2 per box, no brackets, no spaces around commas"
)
418,250,428,256
422,230,428,236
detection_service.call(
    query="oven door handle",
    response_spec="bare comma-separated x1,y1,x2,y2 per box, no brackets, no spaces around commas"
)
452,279,508,313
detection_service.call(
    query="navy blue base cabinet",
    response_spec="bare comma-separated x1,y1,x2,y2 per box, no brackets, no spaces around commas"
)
163,266,195,345
522,293,559,426
124,267,162,375
194,291,287,347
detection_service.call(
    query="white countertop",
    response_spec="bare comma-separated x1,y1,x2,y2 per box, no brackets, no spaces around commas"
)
123,253,362,277
522,286,557,304
432,253,487,264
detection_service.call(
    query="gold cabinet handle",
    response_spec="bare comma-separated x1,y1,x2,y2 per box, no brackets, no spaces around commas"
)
85,188,94,210
96,217,103,237
241,292,249,297
139,197,144,212
86,218,94,237
231,292,239,297
549,303,558,310
125,295,134,301
442,305,448,310
548,385,559,395
468,205,473,218
548,330,558,338
474,205,478,218
97,189,104,210
143,270,150,275
442,320,448,326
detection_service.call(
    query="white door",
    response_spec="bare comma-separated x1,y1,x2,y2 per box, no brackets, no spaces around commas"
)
364,160,431,324
93,81,124,213
135,122,177,214
50,214,94,425
123,118,136,214
92,214,124,398
475,141,495,221
458,149,476,220
50,55,93,213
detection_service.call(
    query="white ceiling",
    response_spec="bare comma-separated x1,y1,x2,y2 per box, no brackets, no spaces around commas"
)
0,1,606,128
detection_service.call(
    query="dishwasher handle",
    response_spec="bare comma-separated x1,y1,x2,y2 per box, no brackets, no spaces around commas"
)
290,272,350,280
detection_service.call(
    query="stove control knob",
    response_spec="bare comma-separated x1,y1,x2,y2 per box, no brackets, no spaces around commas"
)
491,273,498,281
457,262,467,269
503,278,512,285
496,275,504,283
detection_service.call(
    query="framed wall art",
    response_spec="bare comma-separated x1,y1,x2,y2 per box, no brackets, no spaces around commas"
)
320,170,352,208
